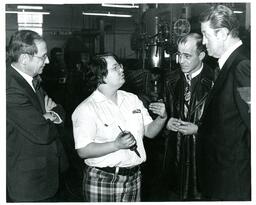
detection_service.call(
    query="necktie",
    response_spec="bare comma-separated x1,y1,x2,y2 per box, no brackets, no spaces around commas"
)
214,66,220,81
32,75,42,91
32,75,45,112
184,73,191,102
184,73,191,118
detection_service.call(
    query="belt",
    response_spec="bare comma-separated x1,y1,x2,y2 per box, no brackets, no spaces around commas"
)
95,165,140,176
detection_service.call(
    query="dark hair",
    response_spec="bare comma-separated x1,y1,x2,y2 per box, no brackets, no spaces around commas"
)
199,5,240,38
7,30,44,63
86,53,120,91
177,33,205,54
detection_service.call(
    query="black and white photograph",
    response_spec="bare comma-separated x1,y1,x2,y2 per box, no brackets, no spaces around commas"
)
2,0,254,204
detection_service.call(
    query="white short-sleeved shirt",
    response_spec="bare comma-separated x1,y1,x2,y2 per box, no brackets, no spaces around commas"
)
72,89,153,167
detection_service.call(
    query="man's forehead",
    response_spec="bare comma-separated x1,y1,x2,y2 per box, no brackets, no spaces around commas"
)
178,40,196,53
201,21,211,31
34,40,47,52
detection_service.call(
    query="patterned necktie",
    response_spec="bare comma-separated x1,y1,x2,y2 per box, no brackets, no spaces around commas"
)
32,75,42,91
184,73,191,118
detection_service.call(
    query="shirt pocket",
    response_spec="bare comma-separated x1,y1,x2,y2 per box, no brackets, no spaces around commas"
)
96,120,119,142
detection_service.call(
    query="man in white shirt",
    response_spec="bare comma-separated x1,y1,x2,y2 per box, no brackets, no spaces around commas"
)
198,4,251,200
72,53,167,202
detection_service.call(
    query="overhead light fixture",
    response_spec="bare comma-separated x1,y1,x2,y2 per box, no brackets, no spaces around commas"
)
6,11,50,15
17,5,43,10
6,5,50,15
234,10,243,14
102,3,139,9
82,12,132,18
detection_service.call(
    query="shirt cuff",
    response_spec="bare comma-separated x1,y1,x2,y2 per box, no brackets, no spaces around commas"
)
49,111,63,124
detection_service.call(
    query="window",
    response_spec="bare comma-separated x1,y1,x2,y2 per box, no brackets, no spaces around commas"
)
18,13,43,35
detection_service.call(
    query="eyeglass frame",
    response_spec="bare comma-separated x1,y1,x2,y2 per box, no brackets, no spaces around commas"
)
32,54,48,62
24,52,48,62
111,63,123,72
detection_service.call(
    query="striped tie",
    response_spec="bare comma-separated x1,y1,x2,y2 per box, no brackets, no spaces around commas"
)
184,73,191,118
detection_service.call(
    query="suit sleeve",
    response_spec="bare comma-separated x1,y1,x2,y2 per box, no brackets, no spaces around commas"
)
7,87,60,144
51,104,66,122
233,59,250,130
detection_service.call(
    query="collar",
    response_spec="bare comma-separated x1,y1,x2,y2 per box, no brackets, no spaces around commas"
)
184,63,203,80
93,89,125,106
218,40,242,70
11,64,35,92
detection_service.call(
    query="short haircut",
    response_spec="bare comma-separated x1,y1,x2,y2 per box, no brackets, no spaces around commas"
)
86,53,120,90
177,33,205,54
199,4,240,38
7,30,44,63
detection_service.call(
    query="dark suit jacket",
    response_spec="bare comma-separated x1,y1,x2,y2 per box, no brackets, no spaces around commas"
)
6,65,68,202
164,64,214,199
166,64,214,122
198,46,251,200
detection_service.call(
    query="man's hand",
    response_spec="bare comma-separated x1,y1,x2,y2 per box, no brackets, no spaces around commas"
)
114,131,136,150
166,117,180,132
166,118,198,135
44,95,57,112
177,120,198,135
149,100,167,119
43,112,57,121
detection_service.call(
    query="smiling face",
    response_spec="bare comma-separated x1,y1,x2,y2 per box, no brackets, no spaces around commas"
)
201,21,224,58
177,39,204,74
103,56,125,89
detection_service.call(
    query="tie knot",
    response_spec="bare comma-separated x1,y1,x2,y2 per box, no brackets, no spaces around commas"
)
32,75,42,90
185,73,191,84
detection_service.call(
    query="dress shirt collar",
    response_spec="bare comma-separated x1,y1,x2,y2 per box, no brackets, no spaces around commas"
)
184,62,203,80
93,89,125,106
218,40,242,70
11,64,35,92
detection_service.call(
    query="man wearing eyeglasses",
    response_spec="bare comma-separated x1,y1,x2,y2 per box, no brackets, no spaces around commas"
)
198,5,250,200
164,33,214,200
6,30,68,202
72,53,167,202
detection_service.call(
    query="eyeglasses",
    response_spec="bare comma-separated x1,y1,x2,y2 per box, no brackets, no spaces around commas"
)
111,63,123,72
32,54,48,62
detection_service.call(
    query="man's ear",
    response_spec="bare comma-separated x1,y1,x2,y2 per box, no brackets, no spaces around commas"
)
199,51,206,61
19,53,29,65
217,27,229,40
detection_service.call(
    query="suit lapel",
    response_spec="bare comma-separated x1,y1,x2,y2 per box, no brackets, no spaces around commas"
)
8,66,44,113
202,46,241,115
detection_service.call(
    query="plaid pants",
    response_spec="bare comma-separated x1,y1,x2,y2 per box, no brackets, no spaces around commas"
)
83,166,141,202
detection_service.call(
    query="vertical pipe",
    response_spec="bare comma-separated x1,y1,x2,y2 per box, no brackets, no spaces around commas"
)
99,19,104,53
245,3,250,30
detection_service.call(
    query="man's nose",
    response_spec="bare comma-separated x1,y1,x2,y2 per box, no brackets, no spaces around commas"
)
179,55,185,64
202,36,206,45
45,56,50,64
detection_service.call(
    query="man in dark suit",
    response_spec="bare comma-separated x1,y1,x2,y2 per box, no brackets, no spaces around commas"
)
198,5,251,200
165,33,214,200
6,30,68,202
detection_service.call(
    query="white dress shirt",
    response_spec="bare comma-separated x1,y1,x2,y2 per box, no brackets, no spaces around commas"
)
218,40,242,69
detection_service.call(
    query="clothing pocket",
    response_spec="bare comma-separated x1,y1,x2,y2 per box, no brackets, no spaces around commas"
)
18,157,46,171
